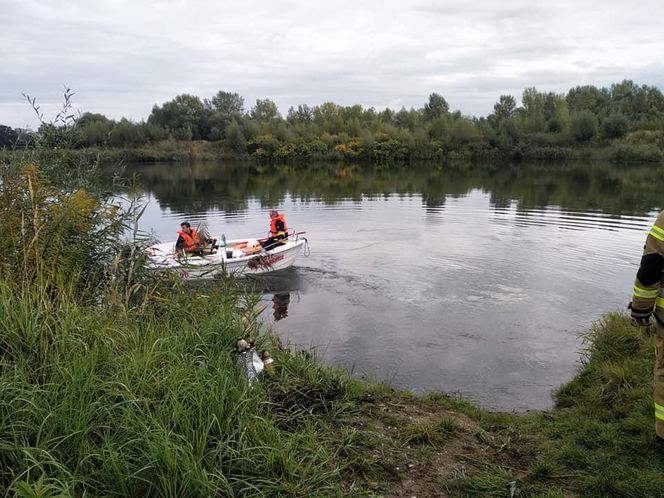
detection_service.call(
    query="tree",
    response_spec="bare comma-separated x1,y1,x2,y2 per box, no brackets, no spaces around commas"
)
601,114,629,139
109,118,145,147
520,87,546,132
76,112,111,127
287,105,313,124
495,120,521,151
395,107,420,130
450,118,480,147
225,120,247,154
250,99,280,121
341,104,364,123
570,111,598,142
0,125,18,148
312,102,342,133
148,94,209,139
566,85,609,115
206,91,245,139
493,95,517,122
423,93,449,121
79,120,113,146
209,91,244,116
76,113,114,146
542,93,567,122
377,108,395,123
313,102,341,121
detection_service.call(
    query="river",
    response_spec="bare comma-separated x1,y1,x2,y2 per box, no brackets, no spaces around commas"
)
118,160,660,410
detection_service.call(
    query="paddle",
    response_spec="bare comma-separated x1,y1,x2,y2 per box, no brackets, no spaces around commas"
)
257,231,307,243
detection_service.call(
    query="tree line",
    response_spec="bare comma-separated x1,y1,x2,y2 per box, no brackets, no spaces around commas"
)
3,80,664,163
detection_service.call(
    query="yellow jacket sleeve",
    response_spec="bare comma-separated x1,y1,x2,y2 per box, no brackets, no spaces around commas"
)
631,211,664,319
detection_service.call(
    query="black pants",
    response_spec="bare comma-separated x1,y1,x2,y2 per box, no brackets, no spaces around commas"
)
261,237,286,251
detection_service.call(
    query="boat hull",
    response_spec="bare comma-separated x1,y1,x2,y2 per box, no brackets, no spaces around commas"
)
147,237,306,280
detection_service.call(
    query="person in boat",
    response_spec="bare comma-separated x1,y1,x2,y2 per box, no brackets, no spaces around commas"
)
261,210,288,251
176,221,217,255
629,210,664,441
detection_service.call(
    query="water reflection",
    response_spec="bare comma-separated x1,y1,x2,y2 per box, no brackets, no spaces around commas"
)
271,293,291,321
113,160,662,410
121,160,664,217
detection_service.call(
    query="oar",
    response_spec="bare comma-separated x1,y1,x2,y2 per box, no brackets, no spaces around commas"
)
257,231,306,243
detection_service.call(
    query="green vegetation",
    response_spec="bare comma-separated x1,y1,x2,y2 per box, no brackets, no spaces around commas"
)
538,314,664,496
123,159,664,216
2,118,664,496
4,81,664,165
0,147,378,496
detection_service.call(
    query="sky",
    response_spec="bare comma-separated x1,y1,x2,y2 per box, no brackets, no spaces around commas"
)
2,0,664,129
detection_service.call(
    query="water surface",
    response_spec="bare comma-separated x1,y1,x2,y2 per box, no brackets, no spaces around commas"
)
119,161,660,410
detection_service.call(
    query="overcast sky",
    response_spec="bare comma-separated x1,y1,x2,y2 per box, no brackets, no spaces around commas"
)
2,0,663,128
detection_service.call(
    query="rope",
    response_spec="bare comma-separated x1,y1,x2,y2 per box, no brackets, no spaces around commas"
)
303,237,311,257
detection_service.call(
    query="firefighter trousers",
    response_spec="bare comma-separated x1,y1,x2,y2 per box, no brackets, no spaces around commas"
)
656,322,664,439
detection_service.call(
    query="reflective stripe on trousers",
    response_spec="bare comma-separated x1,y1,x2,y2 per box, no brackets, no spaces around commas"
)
657,403,664,422
634,285,659,299
650,224,664,241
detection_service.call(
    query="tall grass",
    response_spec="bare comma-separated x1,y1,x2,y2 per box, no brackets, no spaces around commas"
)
0,283,368,496
0,140,368,496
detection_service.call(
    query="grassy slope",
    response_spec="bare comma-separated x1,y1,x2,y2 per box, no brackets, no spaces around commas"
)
1,281,662,498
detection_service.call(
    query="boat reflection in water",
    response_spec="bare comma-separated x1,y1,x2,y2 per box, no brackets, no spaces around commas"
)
271,293,291,321
245,268,300,326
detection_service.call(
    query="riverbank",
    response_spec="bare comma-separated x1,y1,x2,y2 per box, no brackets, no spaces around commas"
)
2,277,662,497
0,140,238,164
3,132,664,167
1,160,663,497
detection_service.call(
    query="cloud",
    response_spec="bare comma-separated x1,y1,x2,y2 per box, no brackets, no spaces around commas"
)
1,0,663,127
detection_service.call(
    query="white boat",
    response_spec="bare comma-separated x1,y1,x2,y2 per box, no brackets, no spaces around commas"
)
146,233,308,280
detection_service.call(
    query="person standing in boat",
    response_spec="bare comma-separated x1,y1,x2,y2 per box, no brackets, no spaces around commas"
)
261,210,288,251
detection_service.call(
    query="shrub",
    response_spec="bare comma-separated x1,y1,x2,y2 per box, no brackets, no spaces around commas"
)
172,126,193,141
601,114,629,139
624,130,664,149
610,144,663,163
373,139,409,163
546,116,564,133
274,142,297,160
571,111,598,142
522,145,574,161
296,139,328,157
225,120,247,154
247,134,279,158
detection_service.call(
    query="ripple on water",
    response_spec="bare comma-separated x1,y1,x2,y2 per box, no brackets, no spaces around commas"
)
123,174,658,411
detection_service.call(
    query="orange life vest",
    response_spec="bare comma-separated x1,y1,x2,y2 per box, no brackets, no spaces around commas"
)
269,213,288,239
177,228,198,252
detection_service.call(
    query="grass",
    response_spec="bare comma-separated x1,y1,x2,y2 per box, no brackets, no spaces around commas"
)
398,417,462,448
0,286,363,497
4,290,662,496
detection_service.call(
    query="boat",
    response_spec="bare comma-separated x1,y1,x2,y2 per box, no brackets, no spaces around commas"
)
146,233,308,280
